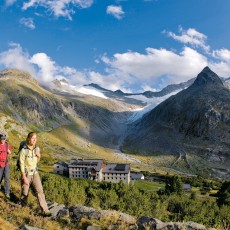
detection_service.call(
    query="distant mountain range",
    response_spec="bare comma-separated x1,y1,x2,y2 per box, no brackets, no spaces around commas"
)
84,79,196,98
84,75,230,98
0,67,229,179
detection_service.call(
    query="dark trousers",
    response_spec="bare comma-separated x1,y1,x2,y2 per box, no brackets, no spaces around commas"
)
0,164,10,195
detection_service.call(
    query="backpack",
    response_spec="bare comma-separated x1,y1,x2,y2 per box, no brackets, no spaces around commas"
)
0,142,9,167
16,141,28,171
16,141,37,171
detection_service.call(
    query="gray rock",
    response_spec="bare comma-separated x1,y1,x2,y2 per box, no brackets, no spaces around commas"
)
71,205,136,228
20,225,43,230
118,212,136,224
49,203,66,218
137,216,157,229
71,205,95,219
57,208,69,218
186,221,207,230
137,217,212,230
86,226,102,230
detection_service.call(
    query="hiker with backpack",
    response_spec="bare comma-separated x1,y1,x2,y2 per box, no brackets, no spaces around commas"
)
0,133,12,199
19,132,51,216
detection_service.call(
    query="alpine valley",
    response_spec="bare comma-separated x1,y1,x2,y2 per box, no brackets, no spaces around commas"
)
0,67,229,179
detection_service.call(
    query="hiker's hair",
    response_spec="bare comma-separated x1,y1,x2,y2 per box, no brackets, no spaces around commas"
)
26,132,37,145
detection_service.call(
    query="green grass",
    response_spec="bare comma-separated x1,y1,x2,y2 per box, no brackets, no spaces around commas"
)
134,180,165,191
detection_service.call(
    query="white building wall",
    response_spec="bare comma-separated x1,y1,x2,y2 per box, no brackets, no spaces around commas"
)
126,172,130,185
103,172,130,185
69,168,73,178
60,160,130,185
97,169,103,182
54,164,64,175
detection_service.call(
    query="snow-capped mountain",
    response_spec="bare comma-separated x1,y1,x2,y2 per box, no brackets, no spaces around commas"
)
48,73,230,126
48,78,196,122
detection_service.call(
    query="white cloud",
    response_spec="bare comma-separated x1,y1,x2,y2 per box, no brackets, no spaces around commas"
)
30,53,91,84
19,17,36,30
0,43,86,84
30,53,57,82
5,0,16,6
88,71,126,91
100,34,230,90
22,0,94,20
213,49,230,63
208,49,230,77
165,27,210,52
102,46,208,87
106,5,125,20
1,27,230,93
142,84,158,92
209,61,230,78
0,43,36,75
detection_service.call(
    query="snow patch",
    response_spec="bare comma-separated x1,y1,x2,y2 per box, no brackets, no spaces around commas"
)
77,86,108,99
55,81,108,99
126,90,181,123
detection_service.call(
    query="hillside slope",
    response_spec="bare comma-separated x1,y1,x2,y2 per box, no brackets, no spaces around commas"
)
0,69,137,162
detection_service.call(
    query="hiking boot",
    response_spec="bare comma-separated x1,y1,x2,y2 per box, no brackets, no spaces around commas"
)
43,211,52,217
20,200,27,207
5,194,10,200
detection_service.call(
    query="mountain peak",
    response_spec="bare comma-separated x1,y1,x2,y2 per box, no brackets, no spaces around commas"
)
193,66,223,87
52,78,69,87
114,89,125,96
85,83,111,92
0,68,38,84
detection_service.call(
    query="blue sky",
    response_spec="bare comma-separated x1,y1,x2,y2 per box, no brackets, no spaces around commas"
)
0,0,230,92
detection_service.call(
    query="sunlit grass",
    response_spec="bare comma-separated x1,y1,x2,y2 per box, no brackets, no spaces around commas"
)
134,180,165,191
0,217,17,229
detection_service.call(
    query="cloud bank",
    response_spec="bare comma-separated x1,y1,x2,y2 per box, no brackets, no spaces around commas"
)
22,0,94,20
0,28,230,92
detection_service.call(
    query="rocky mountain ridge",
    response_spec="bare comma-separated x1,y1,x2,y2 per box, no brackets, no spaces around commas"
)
0,68,38,84
122,67,230,179
84,78,196,98
85,76,230,98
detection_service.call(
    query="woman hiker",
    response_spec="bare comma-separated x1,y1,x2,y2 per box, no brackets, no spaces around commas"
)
19,132,51,216
0,133,12,199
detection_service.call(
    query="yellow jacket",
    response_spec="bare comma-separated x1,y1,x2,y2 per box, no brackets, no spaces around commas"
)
19,146,40,175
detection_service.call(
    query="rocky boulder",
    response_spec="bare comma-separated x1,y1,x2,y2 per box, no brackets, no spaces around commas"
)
137,216,215,230
44,203,216,230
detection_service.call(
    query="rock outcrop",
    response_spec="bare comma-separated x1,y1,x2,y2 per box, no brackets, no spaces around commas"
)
43,203,215,230
137,216,215,230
